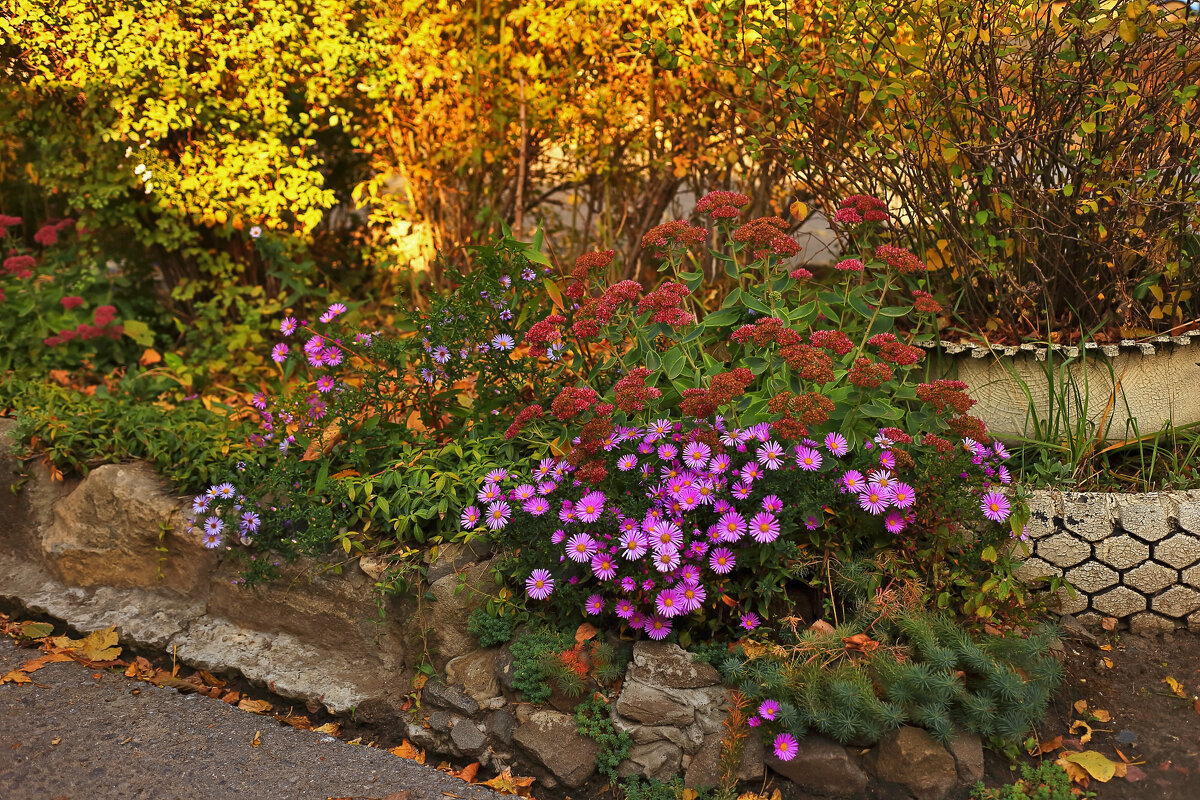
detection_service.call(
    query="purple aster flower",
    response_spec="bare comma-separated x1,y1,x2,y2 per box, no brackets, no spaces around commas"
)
739,462,762,483
214,482,236,499
251,393,267,411
773,733,798,762
709,547,736,575
526,569,554,600
203,516,224,536
756,441,785,470
859,484,889,515
617,454,638,472
731,482,752,501
794,445,823,471
762,495,783,513
677,564,701,583
749,512,780,543
824,432,849,456
523,497,551,516
621,576,638,592
271,343,289,363
201,529,223,549
997,465,1012,485
432,345,451,364
804,513,821,530
888,482,916,509
676,581,705,612
192,495,210,514
576,490,606,523
591,554,618,581
993,441,1010,459
477,483,503,503
490,333,515,350
758,700,780,721
740,612,760,630
239,511,260,532
748,716,761,727
513,483,537,500
614,599,635,619
710,453,731,473
321,347,343,366
585,594,605,615
460,506,481,529
316,375,335,393
485,501,511,530
884,511,907,533
653,547,682,572
646,615,672,640
656,589,683,618
646,419,673,442
841,470,865,493
566,533,597,563
550,528,566,545
878,450,896,469
980,491,1011,522
683,441,711,470
280,317,297,336
717,511,747,543
657,443,678,461
677,487,702,511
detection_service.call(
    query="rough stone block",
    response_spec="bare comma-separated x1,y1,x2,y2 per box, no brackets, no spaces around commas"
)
1153,534,1200,569
1123,561,1177,595
1024,492,1061,540
618,741,683,782
1183,564,1200,589
948,733,985,786
626,642,721,689
445,649,500,703
512,710,600,789
1065,563,1118,593
1174,491,1200,535
1037,533,1091,568
1094,535,1149,570
871,726,958,800
615,679,696,726
422,680,481,717
449,719,487,755
1014,557,1061,583
1061,493,1117,542
1129,612,1177,635
684,732,764,789
1091,586,1147,618
1188,610,1200,632
1117,494,1173,542
1046,587,1088,615
1151,586,1200,618
420,560,499,668
765,736,868,798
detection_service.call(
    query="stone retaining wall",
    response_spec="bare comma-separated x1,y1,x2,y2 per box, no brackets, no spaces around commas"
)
1018,490,1200,633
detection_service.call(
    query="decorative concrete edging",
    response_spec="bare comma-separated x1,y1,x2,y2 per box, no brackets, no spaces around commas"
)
1017,490,1200,633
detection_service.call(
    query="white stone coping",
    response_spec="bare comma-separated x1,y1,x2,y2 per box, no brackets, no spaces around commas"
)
913,329,1200,361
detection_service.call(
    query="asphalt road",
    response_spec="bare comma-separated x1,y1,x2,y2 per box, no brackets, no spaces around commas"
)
0,637,505,800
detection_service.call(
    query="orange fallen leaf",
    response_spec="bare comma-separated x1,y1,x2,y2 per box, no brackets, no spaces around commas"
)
1099,644,1112,651
251,730,261,748
451,762,479,783
1092,709,1111,723
574,622,598,645
139,348,162,367
808,620,836,635
483,767,535,796
1036,735,1063,755
842,633,879,653
1073,699,1089,715
1070,720,1093,745
1163,676,1187,698
279,715,312,730
313,722,341,736
1101,617,1117,631
1102,657,1113,669
389,740,425,765
1,651,74,683
237,698,273,714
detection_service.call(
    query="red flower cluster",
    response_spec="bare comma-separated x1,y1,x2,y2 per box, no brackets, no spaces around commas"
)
614,367,662,413
523,313,565,357
867,333,924,366
948,414,989,443
809,329,854,356
879,427,913,444
875,244,926,274
60,295,85,310
732,216,800,258
3,254,36,278
551,385,599,421
912,290,942,315
768,390,834,439
915,380,975,414
779,343,834,383
504,403,544,439
847,357,893,388
922,433,955,453
34,224,59,246
696,190,750,220
789,267,813,281
731,317,802,348
834,258,864,272
835,195,889,225
566,250,615,300
0,214,22,237
641,220,706,252
572,279,645,339
679,368,753,418
636,281,693,327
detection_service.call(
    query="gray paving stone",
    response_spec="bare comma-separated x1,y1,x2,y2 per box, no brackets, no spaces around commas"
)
1151,586,1200,618
1153,534,1200,569
1123,561,1177,595
1117,494,1173,542
1091,586,1147,618
1037,533,1091,568
1065,563,1118,593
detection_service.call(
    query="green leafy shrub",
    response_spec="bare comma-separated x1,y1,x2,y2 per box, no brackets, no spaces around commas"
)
508,626,574,704
971,761,1083,800
575,695,632,784
467,607,517,648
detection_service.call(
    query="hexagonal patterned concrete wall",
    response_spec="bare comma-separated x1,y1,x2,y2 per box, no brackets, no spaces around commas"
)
1016,490,1200,633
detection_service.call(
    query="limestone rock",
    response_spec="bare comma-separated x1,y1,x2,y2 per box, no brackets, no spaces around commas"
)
1037,533,1091,569
1151,585,1200,618
422,560,499,667
626,642,721,689
1061,493,1116,542
1013,557,1061,583
872,726,958,800
1117,494,1172,542
425,539,494,584
948,733,985,785
422,679,481,717
40,463,211,592
512,710,600,789
615,678,697,726
684,732,764,789
1065,562,1117,593
765,736,868,797
445,649,500,702
619,741,683,782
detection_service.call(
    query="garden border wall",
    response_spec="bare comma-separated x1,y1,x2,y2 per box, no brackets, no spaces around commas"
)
1017,490,1200,633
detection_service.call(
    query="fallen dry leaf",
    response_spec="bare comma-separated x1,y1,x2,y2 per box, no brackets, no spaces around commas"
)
1092,709,1111,723
52,627,122,662
1099,644,1112,651
451,762,479,783
842,633,880,653
251,730,261,748
1070,720,1094,745
1164,676,1188,698
237,698,274,714
389,740,426,765
808,620,836,635
1102,657,1113,669
139,348,162,367
483,768,535,796
15,621,54,639
1124,764,1148,782
1074,699,1089,715
279,715,312,730
574,622,598,645
1101,616,1117,631
222,691,241,705
1034,735,1063,755
1062,750,1119,783
1,652,74,684
313,722,341,736
1,671,31,685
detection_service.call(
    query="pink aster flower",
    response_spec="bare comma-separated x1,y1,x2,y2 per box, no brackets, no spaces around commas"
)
614,599,636,619
271,343,289,363
878,450,896,469
677,487,702,511
824,432,849,456
841,470,865,493
710,453,731,473
980,491,1011,522
585,594,605,615
758,700,780,720
653,547,681,573
315,375,335,393
617,454,638,472
591,554,618,581
888,482,916,509
566,533,597,563
645,615,672,640
740,461,763,483
749,512,780,543
709,547,736,575
513,484,537,500
576,490,606,523
477,483,503,503
682,441,711,470
762,495,783,513
676,581,706,612
717,511,747,543
319,303,347,323
731,482,752,501
656,589,683,618
526,569,555,600
884,511,907,533
859,484,889,515
460,506,481,530
485,500,511,530
657,443,678,461
794,445,822,471
280,317,297,336
523,497,551,516
756,441,785,470
740,612,760,630
773,733,799,762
